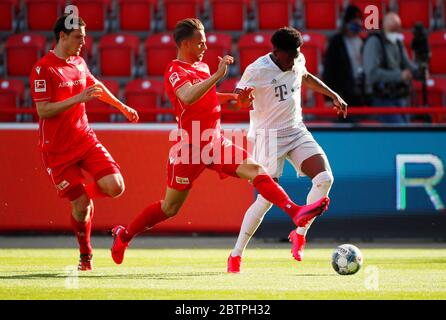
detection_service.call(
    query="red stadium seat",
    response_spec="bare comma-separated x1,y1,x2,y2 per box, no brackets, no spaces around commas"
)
301,32,326,75
303,0,342,30
98,33,140,77
256,0,293,30
70,0,111,32
413,77,446,122
124,79,164,122
429,31,446,75
118,0,157,32
85,79,120,122
210,0,248,31
0,79,25,122
238,32,273,74
0,0,19,32
164,0,200,31
201,33,232,74
144,33,177,76
5,34,47,77
346,0,387,20
396,0,431,29
25,0,65,31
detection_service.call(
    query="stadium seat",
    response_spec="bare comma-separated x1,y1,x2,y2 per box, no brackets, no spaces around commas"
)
345,0,387,20
429,31,446,74
85,79,120,122
124,79,164,122
4,34,47,77
210,0,248,31
301,32,326,75
255,0,293,30
238,32,273,74
0,79,25,122
117,0,157,32
413,77,446,122
0,0,19,32
164,0,201,31
144,33,177,76
24,0,65,31
303,0,342,30
201,33,232,74
396,0,431,29
70,0,111,32
98,33,140,77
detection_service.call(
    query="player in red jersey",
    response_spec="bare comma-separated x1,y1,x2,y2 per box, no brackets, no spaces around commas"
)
30,15,139,271
110,18,330,265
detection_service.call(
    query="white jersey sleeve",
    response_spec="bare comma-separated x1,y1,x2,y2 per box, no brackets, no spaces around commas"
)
236,64,259,89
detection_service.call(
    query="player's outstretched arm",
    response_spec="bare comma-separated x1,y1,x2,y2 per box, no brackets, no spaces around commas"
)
95,81,139,123
217,88,254,109
302,72,348,118
36,84,103,119
176,55,234,105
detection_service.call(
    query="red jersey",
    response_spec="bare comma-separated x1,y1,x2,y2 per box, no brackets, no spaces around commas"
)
164,60,221,143
30,51,98,154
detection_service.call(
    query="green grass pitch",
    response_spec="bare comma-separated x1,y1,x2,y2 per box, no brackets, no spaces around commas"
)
0,248,445,299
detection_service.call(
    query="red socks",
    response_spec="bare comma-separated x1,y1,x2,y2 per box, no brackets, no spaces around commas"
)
252,174,300,218
85,182,109,199
122,200,168,243
71,207,94,255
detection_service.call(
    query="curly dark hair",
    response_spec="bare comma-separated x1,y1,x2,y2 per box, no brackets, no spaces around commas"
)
271,27,303,51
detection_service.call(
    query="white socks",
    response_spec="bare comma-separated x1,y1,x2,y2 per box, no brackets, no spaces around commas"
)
231,194,272,257
296,171,334,236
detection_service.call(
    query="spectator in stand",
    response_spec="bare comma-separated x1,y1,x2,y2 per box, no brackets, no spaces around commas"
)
363,12,421,123
323,5,366,122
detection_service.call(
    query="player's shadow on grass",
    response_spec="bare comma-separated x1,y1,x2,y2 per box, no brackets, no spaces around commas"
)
0,271,222,281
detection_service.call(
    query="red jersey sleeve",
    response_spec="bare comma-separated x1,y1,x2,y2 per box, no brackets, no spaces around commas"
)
166,65,191,94
30,64,53,103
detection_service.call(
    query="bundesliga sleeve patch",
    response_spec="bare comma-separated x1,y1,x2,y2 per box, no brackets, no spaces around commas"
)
169,72,180,87
34,80,47,93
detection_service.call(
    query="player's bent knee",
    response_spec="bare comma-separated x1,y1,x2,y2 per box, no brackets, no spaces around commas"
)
161,202,182,217
313,171,334,189
103,180,125,198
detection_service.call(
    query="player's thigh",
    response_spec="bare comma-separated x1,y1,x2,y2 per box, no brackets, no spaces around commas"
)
288,139,331,179
96,173,125,197
162,187,190,217
81,143,121,185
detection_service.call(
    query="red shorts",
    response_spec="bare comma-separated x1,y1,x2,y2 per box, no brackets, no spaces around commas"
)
41,142,120,201
167,136,249,191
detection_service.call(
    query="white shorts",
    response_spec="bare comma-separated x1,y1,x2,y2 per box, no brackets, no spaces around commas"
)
252,130,329,178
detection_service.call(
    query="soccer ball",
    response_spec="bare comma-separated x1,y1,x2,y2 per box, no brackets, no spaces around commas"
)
331,244,363,275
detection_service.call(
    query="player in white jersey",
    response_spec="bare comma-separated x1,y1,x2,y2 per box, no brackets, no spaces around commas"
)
228,27,348,273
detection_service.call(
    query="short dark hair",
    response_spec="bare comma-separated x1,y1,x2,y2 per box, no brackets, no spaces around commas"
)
271,27,303,52
53,15,86,43
173,18,205,47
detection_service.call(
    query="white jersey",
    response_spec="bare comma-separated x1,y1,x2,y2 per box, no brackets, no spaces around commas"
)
237,53,308,140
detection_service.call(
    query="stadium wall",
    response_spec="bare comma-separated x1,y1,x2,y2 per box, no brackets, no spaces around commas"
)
1,124,445,238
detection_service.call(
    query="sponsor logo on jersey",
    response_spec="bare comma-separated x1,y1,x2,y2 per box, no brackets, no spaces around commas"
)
34,80,46,92
169,72,180,87
58,78,86,88
56,180,70,191
175,176,190,185
271,79,277,84
35,66,41,75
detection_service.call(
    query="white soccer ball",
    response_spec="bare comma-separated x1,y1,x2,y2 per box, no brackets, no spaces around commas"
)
331,244,363,275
